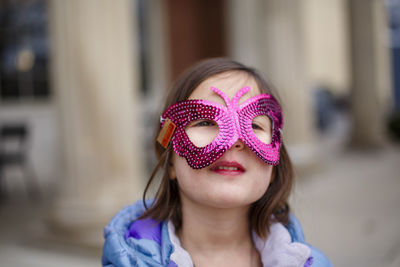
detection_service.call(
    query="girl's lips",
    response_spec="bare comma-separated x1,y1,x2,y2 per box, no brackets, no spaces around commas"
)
210,160,245,175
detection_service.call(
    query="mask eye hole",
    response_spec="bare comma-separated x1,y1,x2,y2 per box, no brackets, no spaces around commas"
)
252,115,272,144
185,119,219,147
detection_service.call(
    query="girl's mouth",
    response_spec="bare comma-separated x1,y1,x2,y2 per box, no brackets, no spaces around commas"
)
211,161,245,175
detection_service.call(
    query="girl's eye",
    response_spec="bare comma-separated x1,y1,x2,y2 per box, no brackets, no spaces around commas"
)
252,123,263,131
193,120,215,127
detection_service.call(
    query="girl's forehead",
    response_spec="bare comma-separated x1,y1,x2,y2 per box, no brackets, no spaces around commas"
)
188,72,261,105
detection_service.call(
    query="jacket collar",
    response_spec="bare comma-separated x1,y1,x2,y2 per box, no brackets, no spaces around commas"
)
168,220,311,267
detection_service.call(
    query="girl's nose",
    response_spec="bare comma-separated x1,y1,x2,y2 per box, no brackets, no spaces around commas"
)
233,139,245,150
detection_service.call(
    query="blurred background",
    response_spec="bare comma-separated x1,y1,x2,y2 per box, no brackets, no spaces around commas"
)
0,0,399,266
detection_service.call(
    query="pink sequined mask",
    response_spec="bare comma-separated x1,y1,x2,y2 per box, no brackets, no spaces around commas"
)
160,86,283,169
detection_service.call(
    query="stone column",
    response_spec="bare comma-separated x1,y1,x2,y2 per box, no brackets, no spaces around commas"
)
258,0,316,166
48,0,144,246
348,0,391,147
302,0,351,95
227,0,264,68
140,0,170,171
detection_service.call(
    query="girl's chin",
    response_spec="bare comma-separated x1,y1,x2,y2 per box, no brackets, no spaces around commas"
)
199,195,259,209
179,184,266,209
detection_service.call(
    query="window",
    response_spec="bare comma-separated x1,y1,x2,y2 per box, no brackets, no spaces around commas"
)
0,0,50,101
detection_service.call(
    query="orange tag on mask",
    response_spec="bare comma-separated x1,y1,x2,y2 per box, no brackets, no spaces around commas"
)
157,118,176,148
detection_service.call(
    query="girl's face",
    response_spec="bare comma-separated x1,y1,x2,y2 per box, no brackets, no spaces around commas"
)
170,71,273,209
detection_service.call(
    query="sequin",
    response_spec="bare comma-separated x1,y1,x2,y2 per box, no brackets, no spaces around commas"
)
160,86,283,169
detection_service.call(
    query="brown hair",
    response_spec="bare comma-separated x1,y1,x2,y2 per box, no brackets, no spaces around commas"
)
140,57,294,239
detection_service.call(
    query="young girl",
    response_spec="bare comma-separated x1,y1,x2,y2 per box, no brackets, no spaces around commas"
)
102,58,332,267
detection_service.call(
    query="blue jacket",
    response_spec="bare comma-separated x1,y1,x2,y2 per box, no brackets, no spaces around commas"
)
102,201,332,267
